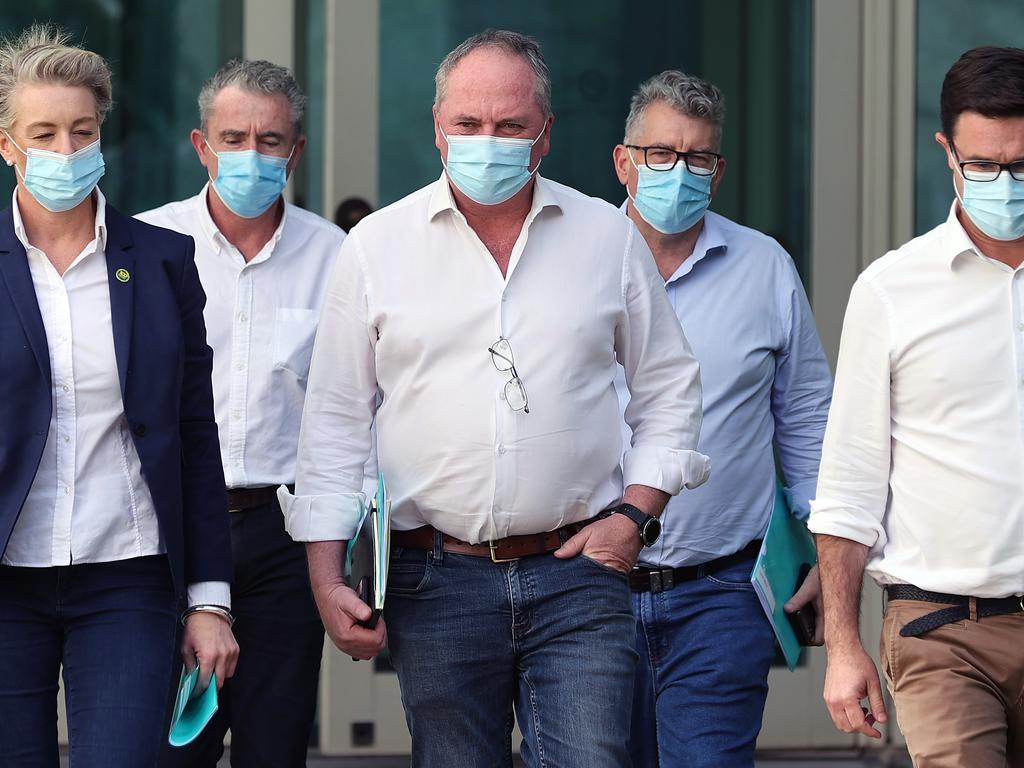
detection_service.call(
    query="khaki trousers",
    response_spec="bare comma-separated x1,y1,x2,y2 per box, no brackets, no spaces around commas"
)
881,598,1024,768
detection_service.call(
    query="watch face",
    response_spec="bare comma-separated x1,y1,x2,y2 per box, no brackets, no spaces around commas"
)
640,516,661,546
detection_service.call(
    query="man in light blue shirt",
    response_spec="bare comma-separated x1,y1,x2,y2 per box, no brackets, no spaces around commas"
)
613,71,833,767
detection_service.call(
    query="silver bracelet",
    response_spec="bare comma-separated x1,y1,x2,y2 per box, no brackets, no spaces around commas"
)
181,604,235,627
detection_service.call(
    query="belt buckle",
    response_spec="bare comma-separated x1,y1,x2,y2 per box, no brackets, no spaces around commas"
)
650,568,674,593
488,541,520,563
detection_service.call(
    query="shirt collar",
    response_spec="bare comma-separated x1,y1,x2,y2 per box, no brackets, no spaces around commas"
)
942,201,981,270
11,186,107,254
427,172,562,222
198,182,289,263
618,200,728,284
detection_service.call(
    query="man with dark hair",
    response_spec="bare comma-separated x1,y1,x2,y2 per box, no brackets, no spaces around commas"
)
811,46,1024,767
334,197,373,233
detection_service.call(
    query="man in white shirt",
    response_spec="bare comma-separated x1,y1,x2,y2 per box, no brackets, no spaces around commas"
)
138,59,343,768
286,30,708,767
810,46,1024,768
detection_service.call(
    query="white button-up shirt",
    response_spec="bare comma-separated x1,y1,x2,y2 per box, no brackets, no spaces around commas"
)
137,185,345,488
5,190,228,607
809,204,1024,598
3,189,165,567
284,174,709,544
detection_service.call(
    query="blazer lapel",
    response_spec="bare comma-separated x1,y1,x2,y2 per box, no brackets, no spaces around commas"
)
104,206,135,398
0,205,51,382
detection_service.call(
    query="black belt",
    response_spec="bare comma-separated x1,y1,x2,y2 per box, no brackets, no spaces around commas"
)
226,485,292,512
887,584,1024,637
629,539,763,593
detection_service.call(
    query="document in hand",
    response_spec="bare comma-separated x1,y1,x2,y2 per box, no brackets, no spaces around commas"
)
346,472,392,629
750,483,817,670
168,664,218,747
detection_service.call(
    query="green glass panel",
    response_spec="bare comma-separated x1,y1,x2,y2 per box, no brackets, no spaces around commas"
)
0,0,242,214
378,0,811,281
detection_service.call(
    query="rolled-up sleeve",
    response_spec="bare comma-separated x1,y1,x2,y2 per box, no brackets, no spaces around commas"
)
280,235,378,542
616,224,710,494
807,276,892,547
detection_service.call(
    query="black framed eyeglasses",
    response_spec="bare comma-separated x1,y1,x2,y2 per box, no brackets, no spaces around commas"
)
950,142,1024,182
488,337,529,414
626,144,721,176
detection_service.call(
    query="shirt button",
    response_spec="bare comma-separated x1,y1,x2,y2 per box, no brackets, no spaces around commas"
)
62,384,70,393
238,312,248,323
63,435,70,444
235,363,244,371
59,334,68,342
499,390,506,401
1018,323,1024,332
63,486,70,496
496,444,506,455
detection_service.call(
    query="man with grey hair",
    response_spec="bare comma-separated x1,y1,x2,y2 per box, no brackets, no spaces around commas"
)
612,70,833,767
138,58,346,767
288,30,708,767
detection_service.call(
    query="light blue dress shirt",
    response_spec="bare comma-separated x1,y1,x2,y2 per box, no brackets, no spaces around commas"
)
616,209,833,568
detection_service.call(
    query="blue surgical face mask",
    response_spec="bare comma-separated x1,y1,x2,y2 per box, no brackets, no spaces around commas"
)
954,162,1024,242
5,132,105,213
440,126,544,206
626,152,712,235
207,142,292,219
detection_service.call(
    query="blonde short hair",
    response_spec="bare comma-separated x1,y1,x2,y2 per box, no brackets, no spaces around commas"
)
0,24,113,131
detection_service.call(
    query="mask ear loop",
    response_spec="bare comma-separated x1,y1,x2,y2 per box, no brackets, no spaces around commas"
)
3,130,26,178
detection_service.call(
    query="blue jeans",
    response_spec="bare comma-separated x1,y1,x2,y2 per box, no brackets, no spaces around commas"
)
384,544,638,768
629,556,775,768
159,499,324,768
0,555,178,768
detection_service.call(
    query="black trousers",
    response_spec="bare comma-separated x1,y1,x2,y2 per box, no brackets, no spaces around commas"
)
160,497,324,768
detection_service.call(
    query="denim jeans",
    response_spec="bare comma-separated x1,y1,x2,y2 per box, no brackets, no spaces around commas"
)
384,544,638,768
0,555,178,768
160,499,324,768
629,556,775,768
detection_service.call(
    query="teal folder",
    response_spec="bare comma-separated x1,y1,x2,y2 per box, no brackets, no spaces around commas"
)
167,665,218,747
345,473,391,628
750,483,817,670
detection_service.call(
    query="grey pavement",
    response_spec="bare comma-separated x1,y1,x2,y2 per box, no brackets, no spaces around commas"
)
58,748,914,766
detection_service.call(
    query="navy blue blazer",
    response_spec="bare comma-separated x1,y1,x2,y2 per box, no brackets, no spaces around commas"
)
0,200,231,600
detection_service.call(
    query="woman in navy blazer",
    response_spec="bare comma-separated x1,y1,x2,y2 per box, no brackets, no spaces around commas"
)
0,26,238,767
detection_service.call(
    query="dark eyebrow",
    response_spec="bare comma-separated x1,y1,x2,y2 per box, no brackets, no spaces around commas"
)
219,129,248,140
256,131,285,142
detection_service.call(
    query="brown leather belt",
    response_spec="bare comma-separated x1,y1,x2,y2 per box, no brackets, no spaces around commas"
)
393,516,600,563
226,485,292,512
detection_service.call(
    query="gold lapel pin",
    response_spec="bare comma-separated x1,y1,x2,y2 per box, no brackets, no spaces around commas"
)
115,268,130,283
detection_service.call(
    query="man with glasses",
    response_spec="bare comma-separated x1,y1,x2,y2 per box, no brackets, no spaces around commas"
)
612,70,833,767
286,31,708,767
138,60,345,767
811,46,1024,767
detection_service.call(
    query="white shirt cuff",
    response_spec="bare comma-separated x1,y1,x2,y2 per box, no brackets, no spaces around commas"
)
277,485,365,542
187,581,231,610
806,500,884,548
622,446,711,495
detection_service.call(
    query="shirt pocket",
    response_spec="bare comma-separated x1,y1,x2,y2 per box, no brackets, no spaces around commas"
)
273,308,319,378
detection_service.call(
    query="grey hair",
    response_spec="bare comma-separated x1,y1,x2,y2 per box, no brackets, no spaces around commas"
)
624,70,726,148
435,29,552,117
0,23,113,131
198,58,307,135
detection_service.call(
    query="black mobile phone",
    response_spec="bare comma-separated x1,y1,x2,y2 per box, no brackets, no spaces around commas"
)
787,563,817,646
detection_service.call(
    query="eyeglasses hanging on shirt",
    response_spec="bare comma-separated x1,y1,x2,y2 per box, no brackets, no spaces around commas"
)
489,337,529,413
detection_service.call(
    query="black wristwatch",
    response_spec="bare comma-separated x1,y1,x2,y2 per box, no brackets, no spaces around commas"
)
602,503,661,547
